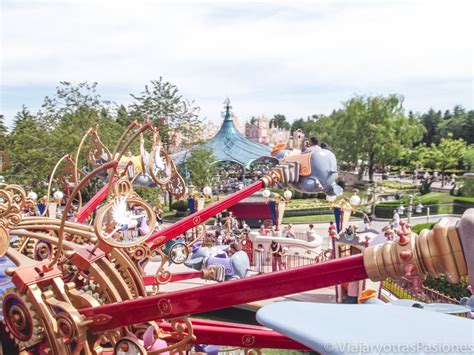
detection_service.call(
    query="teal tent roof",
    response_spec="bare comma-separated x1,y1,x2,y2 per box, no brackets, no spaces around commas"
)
172,99,271,167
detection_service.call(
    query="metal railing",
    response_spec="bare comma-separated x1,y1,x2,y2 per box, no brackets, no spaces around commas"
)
250,249,333,274
382,278,459,304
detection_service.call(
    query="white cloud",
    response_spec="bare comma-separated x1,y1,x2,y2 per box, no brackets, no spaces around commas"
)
1,0,473,127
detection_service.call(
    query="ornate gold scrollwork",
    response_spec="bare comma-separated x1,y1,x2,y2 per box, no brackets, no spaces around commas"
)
147,130,173,187
0,184,28,255
94,179,156,248
167,160,187,200
87,129,112,168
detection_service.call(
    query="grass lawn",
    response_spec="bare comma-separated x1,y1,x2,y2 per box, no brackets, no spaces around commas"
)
420,192,455,204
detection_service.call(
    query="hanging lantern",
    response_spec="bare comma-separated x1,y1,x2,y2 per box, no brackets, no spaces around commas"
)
349,195,361,206
398,204,405,215
415,203,424,214
283,190,292,201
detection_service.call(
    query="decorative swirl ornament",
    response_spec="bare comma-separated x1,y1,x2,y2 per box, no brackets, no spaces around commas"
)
94,197,156,249
0,186,26,251
167,159,187,199
86,130,112,168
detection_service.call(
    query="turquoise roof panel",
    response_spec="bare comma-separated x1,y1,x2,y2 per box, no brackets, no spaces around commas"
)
172,100,271,166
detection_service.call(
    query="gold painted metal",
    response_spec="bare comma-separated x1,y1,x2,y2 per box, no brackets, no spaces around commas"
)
44,154,70,214
94,196,156,249
364,218,468,284
47,161,118,270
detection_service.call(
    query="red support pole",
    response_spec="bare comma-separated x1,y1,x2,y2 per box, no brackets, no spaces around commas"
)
142,272,204,286
74,179,115,223
187,318,272,332
146,180,264,249
81,254,367,332
158,322,310,351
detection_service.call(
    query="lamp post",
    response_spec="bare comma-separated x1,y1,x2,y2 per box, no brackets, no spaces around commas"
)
366,183,384,219
398,192,422,224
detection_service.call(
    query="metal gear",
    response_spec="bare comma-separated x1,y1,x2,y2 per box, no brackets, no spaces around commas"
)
1,287,44,350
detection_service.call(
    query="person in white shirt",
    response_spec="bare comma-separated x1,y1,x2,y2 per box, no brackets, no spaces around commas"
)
392,210,400,230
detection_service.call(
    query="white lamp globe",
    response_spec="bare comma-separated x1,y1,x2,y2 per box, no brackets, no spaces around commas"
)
326,195,337,202
53,191,64,202
415,203,424,214
262,189,271,198
349,195,361,206
283,190,292,200
28,191,38,201
203,186,212,196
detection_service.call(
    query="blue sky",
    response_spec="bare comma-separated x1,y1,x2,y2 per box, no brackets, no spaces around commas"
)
1,0,472,128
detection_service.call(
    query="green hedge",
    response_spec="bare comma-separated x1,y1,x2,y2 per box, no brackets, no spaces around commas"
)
452,198,474,215
411,222,470,300
454,197,474,204
374,204,440,218
377,197,440,206
284,207,332,217
423,276,471,300
171,200,188,212
411,223,435,234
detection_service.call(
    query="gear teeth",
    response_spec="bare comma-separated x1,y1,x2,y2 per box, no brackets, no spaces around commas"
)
0,287,44,350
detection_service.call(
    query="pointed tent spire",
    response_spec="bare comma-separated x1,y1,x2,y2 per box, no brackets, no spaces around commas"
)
223,97,232,122
172,98,271,167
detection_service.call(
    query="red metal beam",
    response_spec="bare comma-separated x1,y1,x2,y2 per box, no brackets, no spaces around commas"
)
187,318,273,332
74,180,115,223
146,180,265,249
81,254,367,332
142,271,203,286
158,321,310,350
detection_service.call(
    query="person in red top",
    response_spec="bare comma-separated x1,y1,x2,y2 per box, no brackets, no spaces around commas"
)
328,221,337,238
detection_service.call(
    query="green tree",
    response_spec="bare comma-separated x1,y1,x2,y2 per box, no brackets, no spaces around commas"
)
116,104,132,127
186,146,216,190
438,106,474,145
291,117,305,132
129,78,202,149
426,134,467,186
323,95,425,181
418,108,442,145
399,144,430,171
0,114,7,151
38,81,112,129
464,145,474,172
270,114,290,129
5,106,50,189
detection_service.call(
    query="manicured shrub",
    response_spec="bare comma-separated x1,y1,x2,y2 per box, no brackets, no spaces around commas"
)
411,223,435,234
171,200,188,212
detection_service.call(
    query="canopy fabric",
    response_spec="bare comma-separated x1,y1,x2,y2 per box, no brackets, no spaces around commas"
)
172,103,271,166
